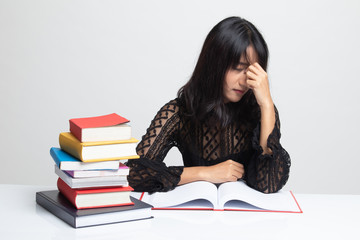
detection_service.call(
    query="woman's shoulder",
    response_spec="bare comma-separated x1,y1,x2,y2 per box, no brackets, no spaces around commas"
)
158,98,182,112
152,98,183,121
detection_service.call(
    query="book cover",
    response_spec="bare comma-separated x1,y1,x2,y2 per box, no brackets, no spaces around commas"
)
50,147,121,171
70,113,130,142
57,178,134,209
59,132,140,162
55,165,129,188
63,163,129,178
36,190,153,228
139,181,302,213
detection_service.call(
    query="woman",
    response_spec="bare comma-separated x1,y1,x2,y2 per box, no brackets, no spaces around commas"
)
127,16,290,194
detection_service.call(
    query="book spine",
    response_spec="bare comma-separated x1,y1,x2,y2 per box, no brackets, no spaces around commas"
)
69,120,82,142
64,170,75,178
35,192,76,228
59,133,83,161
55,165,74,188
57,178,79,209
50,148,61,167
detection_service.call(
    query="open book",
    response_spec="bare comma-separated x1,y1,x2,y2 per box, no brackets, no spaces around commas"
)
138,181,302,213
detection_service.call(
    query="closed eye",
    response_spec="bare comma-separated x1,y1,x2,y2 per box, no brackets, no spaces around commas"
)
233,62,249,72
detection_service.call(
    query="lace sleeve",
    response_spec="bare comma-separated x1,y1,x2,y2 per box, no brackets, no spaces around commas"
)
246,105,291,193
126,100,183,193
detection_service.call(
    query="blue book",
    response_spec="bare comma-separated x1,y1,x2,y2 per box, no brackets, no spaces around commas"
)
50,147,120,171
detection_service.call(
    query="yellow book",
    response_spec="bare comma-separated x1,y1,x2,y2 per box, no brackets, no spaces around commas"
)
59,132,140,162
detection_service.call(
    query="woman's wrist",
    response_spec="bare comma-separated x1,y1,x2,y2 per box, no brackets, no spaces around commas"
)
178,166,208,185
259,99,274,110
197,166,209,181
259,100,275,155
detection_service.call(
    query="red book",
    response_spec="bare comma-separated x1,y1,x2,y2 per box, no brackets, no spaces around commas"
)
69,113,131,142
57,178,134,209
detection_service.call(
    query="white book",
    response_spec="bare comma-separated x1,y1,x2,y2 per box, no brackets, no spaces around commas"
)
81,123,132,142
55,165,128,188
139,181,302,213
63,163,129,178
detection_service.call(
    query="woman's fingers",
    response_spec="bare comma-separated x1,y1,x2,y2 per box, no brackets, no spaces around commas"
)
244,62,273,107
246,63,266,89
246,69,257,80
246,64,267,81
248,62,266,74
226,160,245,179
233,166,245,179
204,160,245,183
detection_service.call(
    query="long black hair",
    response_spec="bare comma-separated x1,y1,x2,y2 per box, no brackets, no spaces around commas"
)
178,16,269,127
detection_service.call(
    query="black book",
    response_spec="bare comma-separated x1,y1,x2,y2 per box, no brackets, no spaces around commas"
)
36,190,153,228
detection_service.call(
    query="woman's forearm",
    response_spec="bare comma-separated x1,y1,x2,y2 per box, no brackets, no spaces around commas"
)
178,166,207,185
178,160,245,185
259,103,275,155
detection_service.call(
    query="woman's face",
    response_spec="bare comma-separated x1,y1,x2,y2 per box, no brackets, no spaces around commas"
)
223,45,258,103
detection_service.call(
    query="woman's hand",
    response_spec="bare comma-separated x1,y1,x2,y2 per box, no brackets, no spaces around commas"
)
246,62,273,108
178,160,244,186
200,160,245,184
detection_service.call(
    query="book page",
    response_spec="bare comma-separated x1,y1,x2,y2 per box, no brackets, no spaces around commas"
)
141,181,218,209
217,181,300,212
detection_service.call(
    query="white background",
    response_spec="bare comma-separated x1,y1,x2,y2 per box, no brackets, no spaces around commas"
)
1,0,359,194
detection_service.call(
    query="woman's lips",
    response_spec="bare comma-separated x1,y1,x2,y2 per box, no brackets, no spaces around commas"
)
234,89,245,94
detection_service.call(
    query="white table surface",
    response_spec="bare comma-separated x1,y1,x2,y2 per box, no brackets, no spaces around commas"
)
1,184,359,240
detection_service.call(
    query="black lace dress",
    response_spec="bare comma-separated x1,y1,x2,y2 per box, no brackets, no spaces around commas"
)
126,98,290,194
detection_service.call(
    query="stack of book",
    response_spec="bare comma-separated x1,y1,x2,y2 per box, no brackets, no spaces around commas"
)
36,113,153,228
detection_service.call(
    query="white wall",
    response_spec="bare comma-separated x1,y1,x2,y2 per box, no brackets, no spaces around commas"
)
1,0,359,194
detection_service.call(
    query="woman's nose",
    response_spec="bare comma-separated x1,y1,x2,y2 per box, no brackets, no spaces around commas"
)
240,72,248,83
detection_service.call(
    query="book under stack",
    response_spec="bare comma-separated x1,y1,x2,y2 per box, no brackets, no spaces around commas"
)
36,113,153,228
